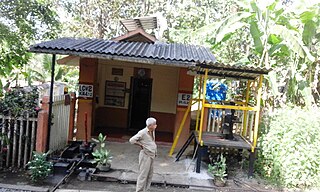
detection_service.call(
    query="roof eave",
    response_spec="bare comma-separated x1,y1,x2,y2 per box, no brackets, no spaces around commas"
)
29,48,197,68
195,63,271,75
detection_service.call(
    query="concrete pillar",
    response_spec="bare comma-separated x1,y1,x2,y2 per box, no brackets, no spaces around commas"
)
173,68,194,150
36,96,49,152
76,58,98,141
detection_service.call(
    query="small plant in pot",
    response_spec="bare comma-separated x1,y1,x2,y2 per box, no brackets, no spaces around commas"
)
27,151,53,182
208,153,227,187
92,133,112,172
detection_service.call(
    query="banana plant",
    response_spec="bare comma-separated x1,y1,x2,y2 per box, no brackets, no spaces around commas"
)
207,0,319,107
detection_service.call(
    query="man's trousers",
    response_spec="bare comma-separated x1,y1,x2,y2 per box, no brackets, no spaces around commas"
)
136,150,154,192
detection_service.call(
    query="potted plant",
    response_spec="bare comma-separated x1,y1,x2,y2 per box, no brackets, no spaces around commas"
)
27,151,53,182
92,133,112,172
208,154,227,187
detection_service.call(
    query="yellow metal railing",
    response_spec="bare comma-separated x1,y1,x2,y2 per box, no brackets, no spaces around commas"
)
169,73,264,155
242,80,251,137
169,99,198,156
198,69,208,146
252,75,263,152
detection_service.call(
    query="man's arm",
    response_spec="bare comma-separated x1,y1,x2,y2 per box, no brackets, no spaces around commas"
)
129,131,144,149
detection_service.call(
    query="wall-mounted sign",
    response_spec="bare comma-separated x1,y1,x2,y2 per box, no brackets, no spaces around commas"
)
112,68,123,76
177,92,192,107
79,84,93,98
105,81,126,107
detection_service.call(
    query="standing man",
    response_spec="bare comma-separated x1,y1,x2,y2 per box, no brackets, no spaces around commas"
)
129,117,157,192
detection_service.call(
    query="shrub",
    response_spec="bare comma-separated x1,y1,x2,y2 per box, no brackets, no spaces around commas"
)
208,154,227,183
0,86,39,117
256,106,320,188
27,151,53,182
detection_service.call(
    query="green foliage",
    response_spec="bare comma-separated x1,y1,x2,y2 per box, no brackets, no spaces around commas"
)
208,154,227,182
26,54,79,92
0,0,60,91
27,151,53,182
256,106,320,188
61,0,150,39
92,133,112,166
203,0,320,107
0,87,39,117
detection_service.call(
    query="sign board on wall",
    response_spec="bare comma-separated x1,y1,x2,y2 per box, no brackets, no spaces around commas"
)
105,81,126,107
79,84,93,98
177,92,192,107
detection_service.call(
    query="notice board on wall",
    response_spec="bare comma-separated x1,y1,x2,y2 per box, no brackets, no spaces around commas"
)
104,81,126,107
79,84,93,98
177,92,192,107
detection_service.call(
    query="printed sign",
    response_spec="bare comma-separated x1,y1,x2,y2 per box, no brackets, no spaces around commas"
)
177,92,192,107
79,84,93,98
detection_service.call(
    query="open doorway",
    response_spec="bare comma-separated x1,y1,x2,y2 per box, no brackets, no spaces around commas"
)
128,77,152,133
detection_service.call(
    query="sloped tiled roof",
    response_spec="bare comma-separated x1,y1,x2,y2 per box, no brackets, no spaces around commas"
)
29,37,216,67
29,37,271,79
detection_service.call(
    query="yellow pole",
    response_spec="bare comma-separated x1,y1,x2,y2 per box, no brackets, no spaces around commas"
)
198,69,208,146
242,80,251,137
252,75,263,152
169,101,193,156
195,76,202,131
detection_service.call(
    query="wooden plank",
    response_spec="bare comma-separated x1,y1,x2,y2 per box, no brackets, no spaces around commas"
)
24,114,30,168
6,118,11,167
0,117,4,168
12,119,18,166
207,109,212,132
18,118,24,168
194,132,251,150
30,121,36,157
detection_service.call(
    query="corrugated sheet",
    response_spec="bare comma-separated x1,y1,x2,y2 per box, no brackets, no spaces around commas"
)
29,37,217,64
29,37,272,79
120,17,158,31
190,62,271,80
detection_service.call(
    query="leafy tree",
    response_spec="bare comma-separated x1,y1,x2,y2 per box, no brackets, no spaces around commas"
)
60,0,158,39
0,0,60,93
202,0,320,107
25,54,79,92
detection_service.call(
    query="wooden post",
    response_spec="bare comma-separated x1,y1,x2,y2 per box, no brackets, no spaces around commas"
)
24,113,30,168
248,150,257,177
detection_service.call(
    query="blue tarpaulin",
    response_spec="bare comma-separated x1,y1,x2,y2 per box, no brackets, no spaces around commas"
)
206,80,227,101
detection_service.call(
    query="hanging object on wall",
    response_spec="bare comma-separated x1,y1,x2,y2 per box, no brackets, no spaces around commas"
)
134,68,151,78
112,68,123,76
79,84,93,98
104,81,126,107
